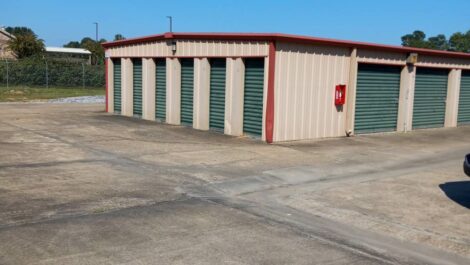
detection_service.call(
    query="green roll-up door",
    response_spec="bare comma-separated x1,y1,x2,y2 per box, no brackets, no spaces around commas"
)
155,59,166,122
243,59,265,136
354,64,401,134
113,59,121,113
180,59,194,126
209,59,226,131
133,59,142,116
413,68,448,129
458,71,470,125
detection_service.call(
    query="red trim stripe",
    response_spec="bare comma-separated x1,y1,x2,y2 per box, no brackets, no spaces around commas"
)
266,41,276,143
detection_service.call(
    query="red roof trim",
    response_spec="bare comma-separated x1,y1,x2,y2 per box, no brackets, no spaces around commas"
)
102,32,470,59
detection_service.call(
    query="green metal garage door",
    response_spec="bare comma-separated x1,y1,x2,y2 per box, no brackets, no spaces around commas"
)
133,59,142,116
209,59,226,131
458,71,470,125
180,59,194,126
354,64,401,134
413,68,448,129
113,59,121,113
243,59,265,136
155,59,166,122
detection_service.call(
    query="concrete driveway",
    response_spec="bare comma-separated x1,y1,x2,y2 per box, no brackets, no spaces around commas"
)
0,103,469,265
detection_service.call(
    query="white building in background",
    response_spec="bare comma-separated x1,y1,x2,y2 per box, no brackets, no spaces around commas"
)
45,47,92,64
0,27,17,60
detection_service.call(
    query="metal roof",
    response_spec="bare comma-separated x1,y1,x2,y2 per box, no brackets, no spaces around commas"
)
102,32,470,59
45,47,92,55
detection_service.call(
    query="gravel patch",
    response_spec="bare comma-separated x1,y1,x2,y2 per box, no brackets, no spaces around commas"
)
48,95,105,104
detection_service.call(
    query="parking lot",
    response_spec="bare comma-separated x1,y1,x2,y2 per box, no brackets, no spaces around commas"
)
0,103,469,265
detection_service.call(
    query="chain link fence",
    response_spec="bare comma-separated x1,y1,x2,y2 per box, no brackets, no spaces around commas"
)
0,58,104,89
0,57,105,101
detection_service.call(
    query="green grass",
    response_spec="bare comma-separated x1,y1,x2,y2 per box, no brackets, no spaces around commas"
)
0,86,105,102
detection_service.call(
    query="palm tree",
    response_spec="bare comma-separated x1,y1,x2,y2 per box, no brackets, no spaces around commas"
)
7,33,45,59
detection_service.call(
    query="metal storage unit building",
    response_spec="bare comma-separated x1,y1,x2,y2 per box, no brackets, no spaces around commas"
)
103,32,470,143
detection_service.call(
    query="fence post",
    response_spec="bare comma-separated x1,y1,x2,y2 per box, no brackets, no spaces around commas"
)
5,59,9,90
82,63,85,89
45,59,49,88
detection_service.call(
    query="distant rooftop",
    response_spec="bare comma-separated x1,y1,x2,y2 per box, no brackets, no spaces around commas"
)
0,27,16,39
45,47,92,55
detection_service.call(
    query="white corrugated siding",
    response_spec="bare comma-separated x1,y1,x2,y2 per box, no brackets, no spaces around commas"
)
416,55,470,70
107,41,171,57
106,40,269,57
357,49,406,66
274,42,350,142
176,40,269,57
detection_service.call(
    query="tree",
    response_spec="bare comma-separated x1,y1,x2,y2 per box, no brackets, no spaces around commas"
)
401,29,470,53
5,26,35,36
401,30,431,49
114,34,126,41
7,30,45,58
449,31,470,52
77,37,105,65
63,41,80,48
428,34,448,50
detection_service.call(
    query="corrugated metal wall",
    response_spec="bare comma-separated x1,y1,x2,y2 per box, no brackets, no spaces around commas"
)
107,40,269,58
417,55,470,70
273,42,350,141
357,50,406,66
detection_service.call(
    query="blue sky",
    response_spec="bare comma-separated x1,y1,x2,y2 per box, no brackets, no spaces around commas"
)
2,0,469,47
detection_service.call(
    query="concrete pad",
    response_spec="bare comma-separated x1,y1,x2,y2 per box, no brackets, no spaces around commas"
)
1,103,470,264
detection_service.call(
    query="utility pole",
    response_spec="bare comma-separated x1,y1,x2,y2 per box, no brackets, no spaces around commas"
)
166,16,173,33
93,22,99,41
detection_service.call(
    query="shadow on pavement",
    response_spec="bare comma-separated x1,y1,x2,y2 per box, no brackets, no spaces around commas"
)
439,181,470,209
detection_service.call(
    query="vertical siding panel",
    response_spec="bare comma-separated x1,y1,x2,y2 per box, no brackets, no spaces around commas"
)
301,52,310,139
307,51,316,138
279,50,288,141
317,54,325,138
284,47,292,141
291,49,300,140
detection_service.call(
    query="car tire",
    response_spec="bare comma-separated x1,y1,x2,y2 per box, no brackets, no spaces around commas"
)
464,154,470,177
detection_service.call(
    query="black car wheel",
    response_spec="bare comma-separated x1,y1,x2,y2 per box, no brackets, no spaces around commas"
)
464,154,470,177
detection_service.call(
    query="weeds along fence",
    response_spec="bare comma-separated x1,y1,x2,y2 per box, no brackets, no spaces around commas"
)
0,57,105,89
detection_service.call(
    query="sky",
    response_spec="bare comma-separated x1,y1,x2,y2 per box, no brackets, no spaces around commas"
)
2,0,469,47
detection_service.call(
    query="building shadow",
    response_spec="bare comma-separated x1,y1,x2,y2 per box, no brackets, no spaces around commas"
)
439,181,470,209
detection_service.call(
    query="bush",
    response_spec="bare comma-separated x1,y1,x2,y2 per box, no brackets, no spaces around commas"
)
0,56,104,88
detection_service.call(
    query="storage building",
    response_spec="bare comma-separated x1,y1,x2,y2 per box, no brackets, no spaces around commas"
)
102,33,470,143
